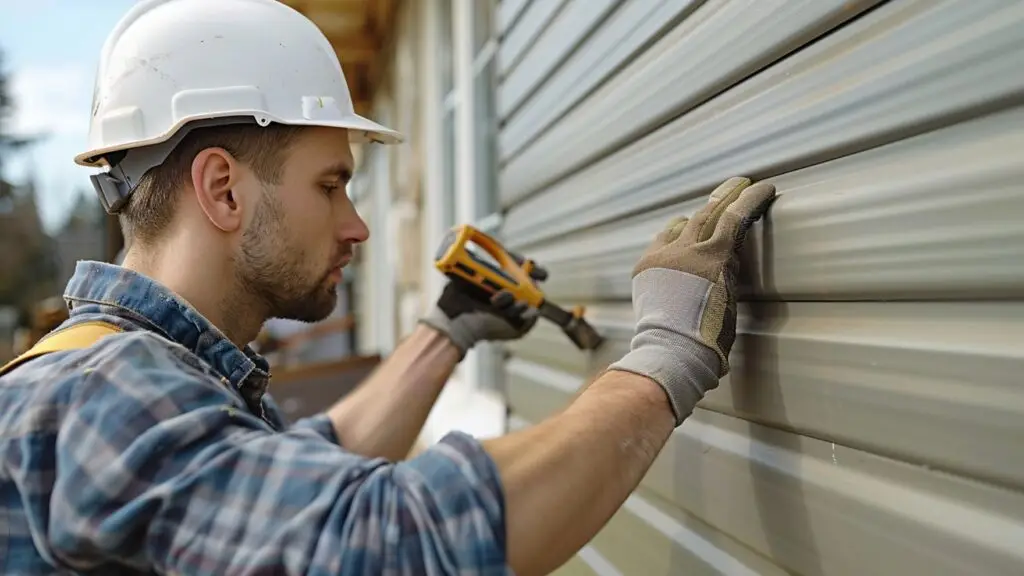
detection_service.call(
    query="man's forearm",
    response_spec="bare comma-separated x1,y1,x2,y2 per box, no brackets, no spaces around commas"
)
327,324,460,461
482,369,676,576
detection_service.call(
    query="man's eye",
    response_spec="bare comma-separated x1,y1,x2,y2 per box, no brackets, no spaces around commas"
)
321,184,339,195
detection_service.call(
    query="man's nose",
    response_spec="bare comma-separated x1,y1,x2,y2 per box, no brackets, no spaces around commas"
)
340,211,370,244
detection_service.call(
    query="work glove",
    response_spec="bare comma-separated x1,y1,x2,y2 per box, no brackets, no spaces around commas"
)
420,260,547,358
608,176,776,425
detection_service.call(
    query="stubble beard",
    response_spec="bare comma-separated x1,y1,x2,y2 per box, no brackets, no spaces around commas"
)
236,190,338,324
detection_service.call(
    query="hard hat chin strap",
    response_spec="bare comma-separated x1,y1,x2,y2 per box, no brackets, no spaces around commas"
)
89,116,259,215
90,158,141,215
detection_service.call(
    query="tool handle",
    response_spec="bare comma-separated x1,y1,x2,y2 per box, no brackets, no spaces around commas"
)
435,225,546,308
538,301,573,326
539,301,604,351
507,250,549,282
464,229,535,288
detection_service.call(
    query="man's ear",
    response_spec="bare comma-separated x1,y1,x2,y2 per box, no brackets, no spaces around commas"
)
191,147,243,233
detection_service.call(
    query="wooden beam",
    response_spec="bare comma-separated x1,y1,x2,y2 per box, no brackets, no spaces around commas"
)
270,354,381,386
305,0,365,8
367,0,395,36
335,48,376,63
306,7,367,36
341,62,369,103
328,33,379,51
353,101,372,117
332,33,381,63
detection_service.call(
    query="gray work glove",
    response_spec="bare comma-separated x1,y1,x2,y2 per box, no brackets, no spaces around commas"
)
608,176,776,425
420,264,546,358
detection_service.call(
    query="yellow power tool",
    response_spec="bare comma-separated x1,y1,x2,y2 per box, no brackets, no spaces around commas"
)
434,224,604,351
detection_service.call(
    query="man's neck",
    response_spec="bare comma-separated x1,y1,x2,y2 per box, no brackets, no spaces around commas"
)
121,245,266,348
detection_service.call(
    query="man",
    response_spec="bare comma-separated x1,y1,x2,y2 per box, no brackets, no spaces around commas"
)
0,0,775,574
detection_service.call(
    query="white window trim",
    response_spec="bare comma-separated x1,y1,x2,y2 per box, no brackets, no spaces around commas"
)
418,0,507,447
453,0,479,259
453,0,483,395
367,139,397,355
420,0,450,307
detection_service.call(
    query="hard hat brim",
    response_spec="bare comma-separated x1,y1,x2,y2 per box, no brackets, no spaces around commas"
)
74,112,403,169
327,112,404,146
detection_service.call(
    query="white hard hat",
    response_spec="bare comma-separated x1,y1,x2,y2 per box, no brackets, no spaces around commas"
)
78,0,402,213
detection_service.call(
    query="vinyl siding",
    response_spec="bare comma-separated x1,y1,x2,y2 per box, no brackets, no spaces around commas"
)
496,0,1024,573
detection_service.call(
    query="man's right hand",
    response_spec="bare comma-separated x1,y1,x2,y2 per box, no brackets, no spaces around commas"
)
419,271,545,359
608,176,776,425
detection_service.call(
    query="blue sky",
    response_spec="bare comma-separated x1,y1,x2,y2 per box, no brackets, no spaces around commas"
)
1,0,139,232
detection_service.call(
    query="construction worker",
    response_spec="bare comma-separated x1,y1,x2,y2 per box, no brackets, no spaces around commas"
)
0,0,775,574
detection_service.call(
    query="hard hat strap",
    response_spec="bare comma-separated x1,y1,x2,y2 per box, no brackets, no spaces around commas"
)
89,116,259,215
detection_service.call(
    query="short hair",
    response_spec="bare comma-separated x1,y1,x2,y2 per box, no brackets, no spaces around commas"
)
119,122,305,246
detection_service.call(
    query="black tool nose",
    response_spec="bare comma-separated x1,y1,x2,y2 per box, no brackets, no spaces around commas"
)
529,264,549,282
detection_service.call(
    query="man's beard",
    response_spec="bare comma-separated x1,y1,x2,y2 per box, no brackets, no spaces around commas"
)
235,192,341,324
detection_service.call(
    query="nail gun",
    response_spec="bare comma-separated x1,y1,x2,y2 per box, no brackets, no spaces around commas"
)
434,224,604,351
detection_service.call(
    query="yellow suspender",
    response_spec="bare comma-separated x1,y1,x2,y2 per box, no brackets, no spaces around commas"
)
0,321,122,377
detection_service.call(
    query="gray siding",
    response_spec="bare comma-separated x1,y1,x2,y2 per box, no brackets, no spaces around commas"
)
496,0,1024,574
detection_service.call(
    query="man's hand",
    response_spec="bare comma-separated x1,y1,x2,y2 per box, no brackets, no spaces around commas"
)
608,176,776,425
328,256,546,460
420,263,547,358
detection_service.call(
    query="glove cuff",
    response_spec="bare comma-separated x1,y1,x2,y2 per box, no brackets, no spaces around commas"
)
607,268,723,426
419,306,475,359
608,340,719,426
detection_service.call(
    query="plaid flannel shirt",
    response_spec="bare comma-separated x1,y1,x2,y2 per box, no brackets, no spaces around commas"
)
0,261,510,575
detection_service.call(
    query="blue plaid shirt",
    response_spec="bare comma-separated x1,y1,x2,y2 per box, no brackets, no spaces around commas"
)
0,261,509,575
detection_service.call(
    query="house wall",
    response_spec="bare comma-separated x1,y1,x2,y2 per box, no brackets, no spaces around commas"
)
350,0,1024,572
495,0,1024,574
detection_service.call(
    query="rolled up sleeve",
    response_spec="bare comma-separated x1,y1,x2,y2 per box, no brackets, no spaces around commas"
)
50,336,510,575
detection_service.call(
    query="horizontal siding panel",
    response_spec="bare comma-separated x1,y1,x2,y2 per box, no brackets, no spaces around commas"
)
497,0,569,79
508,418,786,576
574,548,621,576
499,0,882,206
498,0,704,164
550,553,602,576
599,491,788,576
506,364,1024,575
497,0,624,122
502,0,1024,243
514,420,791,575
508,105,1024,301
506,414,533,433
509,300,1024,491
497,0,532,39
